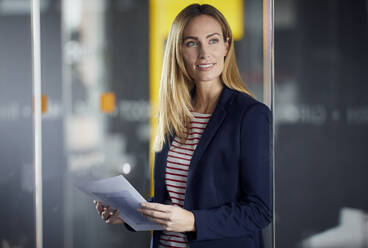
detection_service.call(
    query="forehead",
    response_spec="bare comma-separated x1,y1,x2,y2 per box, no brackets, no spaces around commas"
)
183,15,223,37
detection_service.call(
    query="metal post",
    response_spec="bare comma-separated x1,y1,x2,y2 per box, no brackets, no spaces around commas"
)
31,0,43,247
263,0,274,108
263,0,275,247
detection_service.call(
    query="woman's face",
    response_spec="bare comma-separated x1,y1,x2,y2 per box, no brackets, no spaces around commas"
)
181,15,229,85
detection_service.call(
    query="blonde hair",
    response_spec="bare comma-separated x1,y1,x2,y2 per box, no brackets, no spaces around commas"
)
153,3,253,151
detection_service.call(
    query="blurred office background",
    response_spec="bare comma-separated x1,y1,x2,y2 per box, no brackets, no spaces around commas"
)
0,0,367,248
275,0,368,247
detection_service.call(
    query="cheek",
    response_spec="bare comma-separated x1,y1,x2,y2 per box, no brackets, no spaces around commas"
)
214,51,225,67
183,53,196,67
215,63,224,76
214,48,227,60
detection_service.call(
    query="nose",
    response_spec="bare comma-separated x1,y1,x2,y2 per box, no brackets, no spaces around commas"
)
198,44,210,59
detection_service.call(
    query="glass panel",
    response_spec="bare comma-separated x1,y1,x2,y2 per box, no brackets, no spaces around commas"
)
60,0,151,247
275,0,368,247
241,0,265,100
0,0,35,247
37,0,274,247
37,0,65,247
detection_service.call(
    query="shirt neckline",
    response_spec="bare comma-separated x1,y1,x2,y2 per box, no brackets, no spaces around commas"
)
191,111,212,116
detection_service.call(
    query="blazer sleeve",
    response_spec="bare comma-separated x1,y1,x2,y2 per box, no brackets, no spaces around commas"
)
189,103,272,241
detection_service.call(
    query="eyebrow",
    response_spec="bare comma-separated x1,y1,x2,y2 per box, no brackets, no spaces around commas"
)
183,32,221,41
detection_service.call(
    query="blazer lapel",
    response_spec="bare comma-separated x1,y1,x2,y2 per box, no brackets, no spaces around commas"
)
184,86,235,207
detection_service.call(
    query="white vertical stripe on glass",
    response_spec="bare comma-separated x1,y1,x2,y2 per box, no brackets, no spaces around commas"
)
31,0,43,247
263,0,275,247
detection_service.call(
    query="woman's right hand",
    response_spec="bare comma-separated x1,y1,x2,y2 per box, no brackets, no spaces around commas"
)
94,200,124,224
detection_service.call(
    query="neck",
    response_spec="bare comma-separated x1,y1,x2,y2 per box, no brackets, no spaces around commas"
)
192,81,224,114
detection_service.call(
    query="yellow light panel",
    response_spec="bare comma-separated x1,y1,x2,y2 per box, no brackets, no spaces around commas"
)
41,94,47,113
100,92,116,113
149,0,244,196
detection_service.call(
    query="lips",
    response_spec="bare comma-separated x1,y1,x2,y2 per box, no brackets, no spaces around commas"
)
196,63,216,70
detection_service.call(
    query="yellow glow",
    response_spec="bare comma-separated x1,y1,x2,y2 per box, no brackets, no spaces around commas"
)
100,92,116,113
149,0,244,196
33,94,47,114
41,94,47,113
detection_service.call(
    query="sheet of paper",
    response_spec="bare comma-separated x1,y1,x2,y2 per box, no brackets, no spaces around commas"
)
74,175,164,231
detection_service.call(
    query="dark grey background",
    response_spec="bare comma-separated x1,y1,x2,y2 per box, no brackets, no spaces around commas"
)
275,0,368,247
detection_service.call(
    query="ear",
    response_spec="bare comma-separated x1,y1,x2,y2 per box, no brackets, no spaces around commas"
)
224,37,230,56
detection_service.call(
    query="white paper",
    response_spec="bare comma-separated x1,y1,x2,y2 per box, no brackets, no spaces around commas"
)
74,175,164,231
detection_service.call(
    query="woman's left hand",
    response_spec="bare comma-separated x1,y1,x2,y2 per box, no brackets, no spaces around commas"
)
137,202,195,232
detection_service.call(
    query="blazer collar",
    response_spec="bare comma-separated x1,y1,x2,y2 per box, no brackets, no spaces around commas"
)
190,84,235,109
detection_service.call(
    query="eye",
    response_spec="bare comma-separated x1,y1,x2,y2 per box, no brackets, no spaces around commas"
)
209,38,219,44
185,41,197,47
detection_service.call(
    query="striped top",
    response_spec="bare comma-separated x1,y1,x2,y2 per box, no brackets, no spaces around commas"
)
158,111,212,248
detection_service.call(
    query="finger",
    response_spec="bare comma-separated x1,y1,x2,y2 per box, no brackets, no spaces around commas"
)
140,202,171,212
106,217,116,224
105,214,115,223
137,208,170,220
106,207,118,216
95,202,102,214
145,216,168,227
103,208,118,218
106,215,123,224
101,205,110,216
96,202,104,215
106,210,120,220
106,209,118,219
106,206,116,212
102,210,111,220
105,210,122,224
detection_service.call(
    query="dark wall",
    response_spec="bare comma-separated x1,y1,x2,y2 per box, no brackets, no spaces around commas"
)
275,0,368,247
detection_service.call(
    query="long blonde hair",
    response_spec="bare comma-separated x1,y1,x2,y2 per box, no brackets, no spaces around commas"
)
153,4,253,151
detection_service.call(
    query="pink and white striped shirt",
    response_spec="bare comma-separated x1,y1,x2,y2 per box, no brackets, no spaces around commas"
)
158,111,212,248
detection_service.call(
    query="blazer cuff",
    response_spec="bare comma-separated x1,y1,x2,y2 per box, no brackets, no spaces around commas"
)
186,210,203,241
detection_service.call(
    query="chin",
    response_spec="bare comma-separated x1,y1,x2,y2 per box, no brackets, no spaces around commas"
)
196,75,221,83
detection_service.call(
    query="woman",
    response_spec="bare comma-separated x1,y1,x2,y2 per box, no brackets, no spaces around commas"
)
95,3,271,248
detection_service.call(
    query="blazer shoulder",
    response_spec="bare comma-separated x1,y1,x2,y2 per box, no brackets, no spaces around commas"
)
231,90,270,114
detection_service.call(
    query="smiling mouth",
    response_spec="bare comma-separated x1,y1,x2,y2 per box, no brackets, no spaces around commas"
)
196,63,216,70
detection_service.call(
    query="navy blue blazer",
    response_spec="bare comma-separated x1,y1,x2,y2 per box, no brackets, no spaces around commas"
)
151,85,272,248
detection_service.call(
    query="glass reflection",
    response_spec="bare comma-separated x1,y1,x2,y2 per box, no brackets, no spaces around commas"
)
0,0,272,247
60,0,271,247
0,0,35,247
275,0,368,247
61,0,151,247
